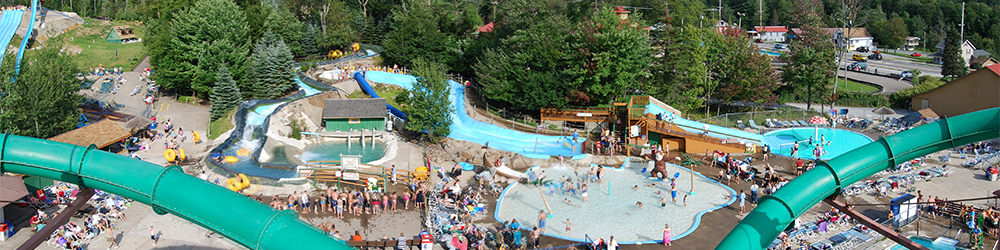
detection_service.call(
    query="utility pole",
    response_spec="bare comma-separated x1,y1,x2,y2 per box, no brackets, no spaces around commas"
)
960,2,966,42
664,0,669,21
737,12,744,29
718,0,722,21
758,0,763,27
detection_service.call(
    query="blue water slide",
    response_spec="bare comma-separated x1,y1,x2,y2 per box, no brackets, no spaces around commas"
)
0,9,24,65
645,103,764,144
354,72,408,120
362,71,585,158
15,0,38,75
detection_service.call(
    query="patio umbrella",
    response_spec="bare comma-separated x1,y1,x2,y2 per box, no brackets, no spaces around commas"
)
872,106,896,120
808,116,829,141
0,175,29,207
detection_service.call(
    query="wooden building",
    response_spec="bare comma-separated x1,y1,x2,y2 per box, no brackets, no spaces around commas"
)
322,99,387,132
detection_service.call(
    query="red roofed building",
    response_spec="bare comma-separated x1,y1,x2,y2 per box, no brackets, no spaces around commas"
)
750,26,788,42
910,64,1000,117
475,22,494,33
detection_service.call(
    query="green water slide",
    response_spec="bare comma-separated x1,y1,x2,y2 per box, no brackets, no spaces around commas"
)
0,134,351,250
717,107,1000,249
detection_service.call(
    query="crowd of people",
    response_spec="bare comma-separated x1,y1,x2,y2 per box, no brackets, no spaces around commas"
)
27,184,132,250
1,5,27,11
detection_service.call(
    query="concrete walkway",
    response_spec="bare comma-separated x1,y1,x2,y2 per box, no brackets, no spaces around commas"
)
784,102,913,119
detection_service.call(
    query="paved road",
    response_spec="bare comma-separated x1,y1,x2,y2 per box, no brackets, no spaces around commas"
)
848,51,943,77
835,70,914,94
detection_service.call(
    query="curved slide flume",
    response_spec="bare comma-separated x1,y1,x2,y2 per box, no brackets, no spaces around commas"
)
0,134,350,250
717,107,1000,249
14,0,38,75
355,72,407,119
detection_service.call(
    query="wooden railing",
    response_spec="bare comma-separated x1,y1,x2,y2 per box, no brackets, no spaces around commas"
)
640,117,751,148
540,107,613,123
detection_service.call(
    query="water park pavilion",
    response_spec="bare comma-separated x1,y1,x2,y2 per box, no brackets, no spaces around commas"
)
105,25,137,43
321,98,387,132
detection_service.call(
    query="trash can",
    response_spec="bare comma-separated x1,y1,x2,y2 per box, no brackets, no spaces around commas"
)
990,173,997,182
420,231,433,250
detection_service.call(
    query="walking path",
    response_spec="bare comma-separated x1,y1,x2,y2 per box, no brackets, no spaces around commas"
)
784,103,913,119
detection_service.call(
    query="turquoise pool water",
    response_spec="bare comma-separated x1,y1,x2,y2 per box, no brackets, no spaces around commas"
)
760,50,782,56
890,236,961,250
763,128,872,160
300,140,387,164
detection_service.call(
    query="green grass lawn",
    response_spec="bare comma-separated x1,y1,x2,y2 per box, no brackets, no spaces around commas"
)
347,83,406,108
830,77,880,92
62,18,147,71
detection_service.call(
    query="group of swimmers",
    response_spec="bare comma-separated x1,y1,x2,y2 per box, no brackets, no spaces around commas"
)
631,178,687,210
265,184,428,218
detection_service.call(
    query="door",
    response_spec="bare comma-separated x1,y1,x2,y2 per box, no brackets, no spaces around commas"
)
920,99,929,109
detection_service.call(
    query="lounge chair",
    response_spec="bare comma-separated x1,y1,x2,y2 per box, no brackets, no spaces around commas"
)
737,120,748,130
780,120,793,127
799,120,810,126
790,120,803,127
748,120,761,130
765,118,777,128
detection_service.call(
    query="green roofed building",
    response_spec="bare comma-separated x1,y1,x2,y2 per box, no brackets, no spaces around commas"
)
322,98,387,132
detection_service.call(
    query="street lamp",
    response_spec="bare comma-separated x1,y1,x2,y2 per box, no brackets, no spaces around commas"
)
700,15,704,28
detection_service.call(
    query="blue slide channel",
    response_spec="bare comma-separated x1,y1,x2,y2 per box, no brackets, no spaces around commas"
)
354,72,408,119
361,71,585,158
645,103,764,144
0,9,24,65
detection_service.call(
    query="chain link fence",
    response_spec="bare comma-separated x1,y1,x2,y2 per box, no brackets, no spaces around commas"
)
697,109,825,129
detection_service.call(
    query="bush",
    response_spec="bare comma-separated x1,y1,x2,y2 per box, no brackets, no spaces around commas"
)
289,117,302,140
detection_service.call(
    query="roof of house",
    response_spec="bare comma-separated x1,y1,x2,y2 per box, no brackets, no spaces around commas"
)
916,108,939,119
973,49,992,58
987,63,1000,75
48,119,131,148
819,27,872,38
754,26,788,33
475,22,494,33
907,36,921,40
935,39,975,50
322,98,387,119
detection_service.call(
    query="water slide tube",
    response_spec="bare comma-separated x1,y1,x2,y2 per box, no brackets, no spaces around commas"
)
645,103,763,144
14,0,37,75
355,72,408,120
0,8,25,65
0,134,350,250
716,107,1000,249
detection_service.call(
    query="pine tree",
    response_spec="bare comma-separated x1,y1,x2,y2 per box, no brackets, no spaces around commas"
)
302,24,319,55
400,58,453,142
210,63,242,121
245,31,297,99
941,26,968,78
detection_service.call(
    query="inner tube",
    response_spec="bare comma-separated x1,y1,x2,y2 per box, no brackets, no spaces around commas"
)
163,149,176,162
192,131,202,143
237,173,250,188
226,178,241,191
237,148,250,156
224,156,239,163
178,148,187,162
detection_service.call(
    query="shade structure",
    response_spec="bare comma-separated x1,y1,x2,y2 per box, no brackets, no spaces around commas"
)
0,175,29,207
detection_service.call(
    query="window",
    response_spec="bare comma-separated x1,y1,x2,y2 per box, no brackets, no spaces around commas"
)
349,118,360,124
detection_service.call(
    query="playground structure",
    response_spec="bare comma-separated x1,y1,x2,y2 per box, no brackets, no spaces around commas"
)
0,133,351,249
298,159,428,191
717,107,1000,249
540,95,762,154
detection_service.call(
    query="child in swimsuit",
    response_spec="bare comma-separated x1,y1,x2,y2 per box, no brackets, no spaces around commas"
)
563,219,572,233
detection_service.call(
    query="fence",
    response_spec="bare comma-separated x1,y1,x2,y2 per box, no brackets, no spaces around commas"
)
697,109,825,129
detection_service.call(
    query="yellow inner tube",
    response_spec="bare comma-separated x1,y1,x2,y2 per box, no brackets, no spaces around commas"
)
224,156,239,163
192,131,202,143
226,178,241,191
178,148,187,162
237,173,250,188
236,148,250,156
163,149,176,162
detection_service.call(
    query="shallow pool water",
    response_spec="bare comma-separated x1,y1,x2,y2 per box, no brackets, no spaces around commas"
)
763,128,873,160
890,236,961,250
495,161,734,243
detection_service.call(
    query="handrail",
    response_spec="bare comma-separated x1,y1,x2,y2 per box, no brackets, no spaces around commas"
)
640,118,750,147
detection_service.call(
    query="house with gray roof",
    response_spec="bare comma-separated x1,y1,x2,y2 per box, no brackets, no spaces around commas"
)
322,98,387,132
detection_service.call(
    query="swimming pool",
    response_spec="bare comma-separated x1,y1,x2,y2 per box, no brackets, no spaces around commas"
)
494,161,734,244
300,140,387,163
763,128,872,160
890,236,963,250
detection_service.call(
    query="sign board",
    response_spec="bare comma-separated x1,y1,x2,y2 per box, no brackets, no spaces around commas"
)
335,170,342,177
630,125,640,138
890,193,918,227
341,154,361,170
342,172,360,181
576,113,593,117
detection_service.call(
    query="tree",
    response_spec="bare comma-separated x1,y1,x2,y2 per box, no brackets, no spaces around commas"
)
382,0,458,68
398,58,454,142
302,24,320,55
711,32,779,110
563,7,653,105
870,17,908,51
210,63,241,121
0,47,82,138
941,26,968,78
263,8,307,56
649,24,710,113
245,31,298,99
781,25,835,110
156,0,249,98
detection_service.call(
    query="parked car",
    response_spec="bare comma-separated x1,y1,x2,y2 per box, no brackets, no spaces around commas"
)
852,54,867,62
856,46,869,52
911,53,922,57
900,71,914,80
868,51,882,60
774,44,787,50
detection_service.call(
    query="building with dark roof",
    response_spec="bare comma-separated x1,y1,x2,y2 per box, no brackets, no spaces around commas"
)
322,98,387,132
911,64,1000,117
